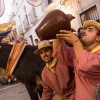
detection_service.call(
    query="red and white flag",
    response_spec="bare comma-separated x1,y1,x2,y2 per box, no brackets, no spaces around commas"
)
0,0,5,17
26,0,43,7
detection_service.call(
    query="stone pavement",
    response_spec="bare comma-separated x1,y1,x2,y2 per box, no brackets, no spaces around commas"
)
0,83,31,100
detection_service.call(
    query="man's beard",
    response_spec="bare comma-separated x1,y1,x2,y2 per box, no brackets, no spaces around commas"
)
81,39,97,48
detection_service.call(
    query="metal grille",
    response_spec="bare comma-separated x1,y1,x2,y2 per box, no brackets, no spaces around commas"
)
22,15,29,30
81,6,99,21
28,7,37,23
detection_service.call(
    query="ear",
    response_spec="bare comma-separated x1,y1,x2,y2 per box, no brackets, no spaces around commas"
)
96,36,100,42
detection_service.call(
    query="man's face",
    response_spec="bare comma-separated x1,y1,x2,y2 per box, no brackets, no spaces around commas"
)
79,29,84,35
35,40,38,45
39,47,53,63
80,26,99,46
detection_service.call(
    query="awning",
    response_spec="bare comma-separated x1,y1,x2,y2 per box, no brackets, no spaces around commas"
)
0,31,11,36
0,21,15,36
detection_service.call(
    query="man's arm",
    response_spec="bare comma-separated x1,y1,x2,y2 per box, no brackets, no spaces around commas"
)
41,80,53,100
53,39,62,52
41,72,53,100
73,39,84,60
56,30,84,61
53,40,74,67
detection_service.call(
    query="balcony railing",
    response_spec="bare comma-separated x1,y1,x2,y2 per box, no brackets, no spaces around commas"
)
28,7,37,23
22,15,29,30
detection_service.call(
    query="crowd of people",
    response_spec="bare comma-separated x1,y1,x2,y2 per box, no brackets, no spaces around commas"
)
33,20,100,100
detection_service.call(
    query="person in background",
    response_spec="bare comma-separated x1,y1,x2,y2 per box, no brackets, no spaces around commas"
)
77,27,83,39
53,20,100,100
34,41,75,100
34,39,39,46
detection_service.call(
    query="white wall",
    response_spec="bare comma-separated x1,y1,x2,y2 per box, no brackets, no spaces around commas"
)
24,15,46,45
10,0,44,44
64,0,80,31
51,0,81,31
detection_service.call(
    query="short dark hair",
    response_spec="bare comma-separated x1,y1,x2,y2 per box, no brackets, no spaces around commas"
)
48,47,53,50
71,28,76,32
35,39,38,41
78,27,83,33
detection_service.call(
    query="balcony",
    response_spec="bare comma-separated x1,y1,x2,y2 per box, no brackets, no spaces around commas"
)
28,7,37,24
22,15,30,31
18,24,23,33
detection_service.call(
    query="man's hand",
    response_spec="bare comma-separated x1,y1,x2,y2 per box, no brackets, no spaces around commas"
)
56,30,79,45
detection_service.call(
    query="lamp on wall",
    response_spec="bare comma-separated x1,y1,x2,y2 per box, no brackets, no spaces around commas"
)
60,0,68,5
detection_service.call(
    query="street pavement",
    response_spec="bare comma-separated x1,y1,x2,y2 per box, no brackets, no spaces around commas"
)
0,83,31,100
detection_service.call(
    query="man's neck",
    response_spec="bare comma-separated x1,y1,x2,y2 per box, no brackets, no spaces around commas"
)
84,42,100,52
46,58,54,65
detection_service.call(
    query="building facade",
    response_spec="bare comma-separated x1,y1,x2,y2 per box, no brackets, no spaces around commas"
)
9,0,100,45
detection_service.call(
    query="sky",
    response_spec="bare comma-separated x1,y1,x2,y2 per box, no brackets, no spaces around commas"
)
0,0,13,24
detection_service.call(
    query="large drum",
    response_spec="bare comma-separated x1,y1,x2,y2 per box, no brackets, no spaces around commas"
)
35,9,75,41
